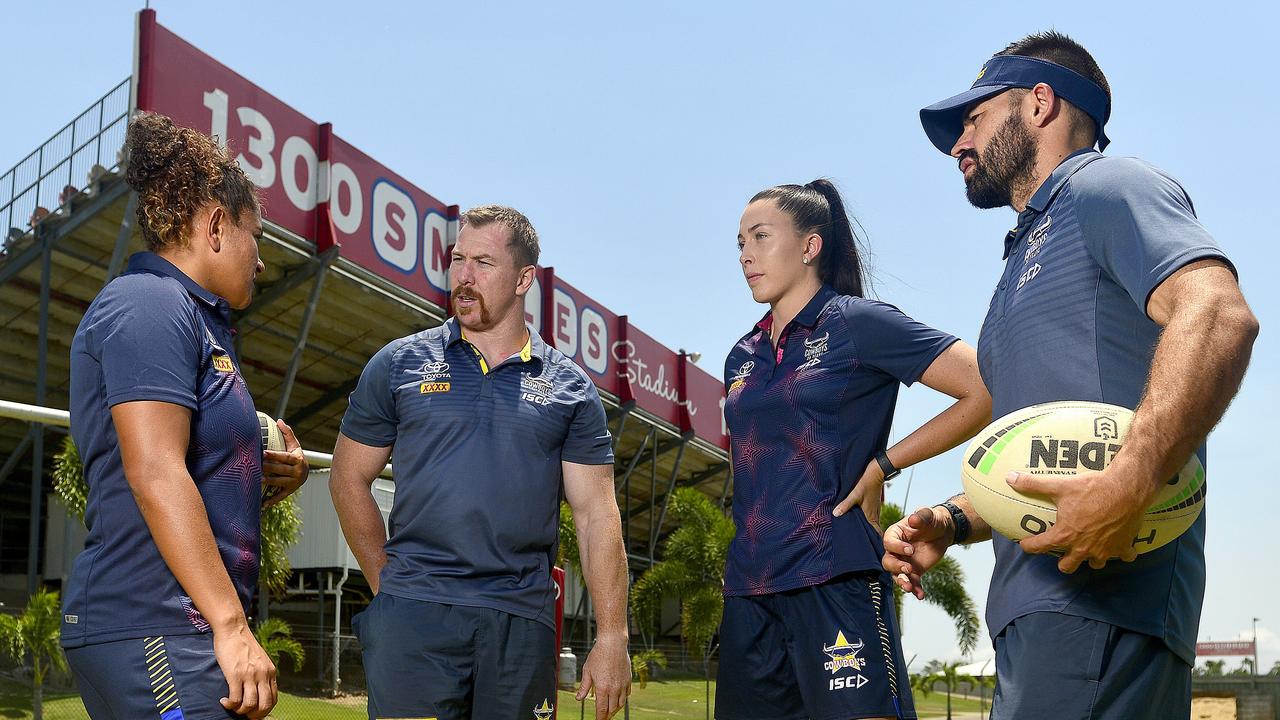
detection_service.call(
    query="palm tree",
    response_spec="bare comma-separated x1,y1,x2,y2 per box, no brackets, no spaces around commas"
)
630,648,669,689
253,617,305,672
924,659,976,720
53,435,303,598
881,503,981,656
630,487,735,718
910,672,935,701
0,588,68,720
630,487,733,661
1204,659,1226,676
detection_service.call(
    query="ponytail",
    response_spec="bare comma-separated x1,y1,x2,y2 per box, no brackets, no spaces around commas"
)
749,178,867,297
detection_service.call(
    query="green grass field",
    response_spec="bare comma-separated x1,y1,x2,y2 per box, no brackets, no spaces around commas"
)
560,679,714,719
562,680,986,719
0,676,986,719
0,676,367,720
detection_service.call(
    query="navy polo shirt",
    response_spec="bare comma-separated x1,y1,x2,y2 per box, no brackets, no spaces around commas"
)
63,252,262,648
340,318,613,629
722,286,957,596
977,149,1234,663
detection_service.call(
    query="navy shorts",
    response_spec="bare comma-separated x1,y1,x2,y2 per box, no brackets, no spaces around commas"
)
991,612,1192,720
716,571,915,720
66,633,241,720
353,592,556,720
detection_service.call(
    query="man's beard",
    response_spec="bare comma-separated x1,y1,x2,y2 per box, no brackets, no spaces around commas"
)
962,112,1039,209
452,286,493,328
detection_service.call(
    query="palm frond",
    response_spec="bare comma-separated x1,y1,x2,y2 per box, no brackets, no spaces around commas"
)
920,556,981,656
254,617,306,671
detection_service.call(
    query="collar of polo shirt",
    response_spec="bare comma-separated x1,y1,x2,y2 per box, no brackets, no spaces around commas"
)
455,325,535,374
753,284,838,339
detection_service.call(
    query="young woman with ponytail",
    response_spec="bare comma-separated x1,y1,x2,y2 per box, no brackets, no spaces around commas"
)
717,179,991,720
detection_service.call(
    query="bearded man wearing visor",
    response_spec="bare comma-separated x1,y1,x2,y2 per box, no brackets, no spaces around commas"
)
881,31,1258,719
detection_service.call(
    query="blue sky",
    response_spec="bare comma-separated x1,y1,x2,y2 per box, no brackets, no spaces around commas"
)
3,1,1275,672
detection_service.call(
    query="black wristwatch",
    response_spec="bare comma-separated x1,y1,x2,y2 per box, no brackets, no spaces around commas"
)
937,500,972,546
874,451,901,482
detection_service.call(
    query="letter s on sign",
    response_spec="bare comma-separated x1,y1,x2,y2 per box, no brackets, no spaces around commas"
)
580,307,608,374
371,180,417,272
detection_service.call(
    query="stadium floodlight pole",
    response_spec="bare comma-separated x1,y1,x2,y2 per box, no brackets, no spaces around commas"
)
1254,617,1260,677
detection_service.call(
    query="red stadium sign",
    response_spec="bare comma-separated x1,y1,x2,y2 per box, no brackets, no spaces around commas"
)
1195,641,1255,657
132,10,730,450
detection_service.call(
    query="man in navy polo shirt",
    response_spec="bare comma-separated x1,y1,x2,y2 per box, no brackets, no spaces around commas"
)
883,32,1259,718
330,205,631,720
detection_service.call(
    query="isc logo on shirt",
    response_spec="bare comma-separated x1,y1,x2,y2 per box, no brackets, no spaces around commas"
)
420,382,451,394
211,354,235,373
520,373,554,406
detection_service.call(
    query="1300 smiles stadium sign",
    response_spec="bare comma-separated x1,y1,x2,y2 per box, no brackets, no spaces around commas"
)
133,9,728,449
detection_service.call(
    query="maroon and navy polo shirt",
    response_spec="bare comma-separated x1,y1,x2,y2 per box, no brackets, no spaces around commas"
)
722,285,957,596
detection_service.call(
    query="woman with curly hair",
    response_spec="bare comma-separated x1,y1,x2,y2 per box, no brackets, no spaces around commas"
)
61,112,309,720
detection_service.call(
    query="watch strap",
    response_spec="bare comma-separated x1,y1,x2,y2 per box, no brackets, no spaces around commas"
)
937,500,971,545
875,450,901,481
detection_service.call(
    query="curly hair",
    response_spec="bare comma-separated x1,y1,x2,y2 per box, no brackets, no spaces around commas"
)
124,112,260,252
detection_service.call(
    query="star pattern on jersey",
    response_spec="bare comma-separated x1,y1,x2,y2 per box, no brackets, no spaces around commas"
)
731,423,778,480
779,421,841,479
741,491,793,556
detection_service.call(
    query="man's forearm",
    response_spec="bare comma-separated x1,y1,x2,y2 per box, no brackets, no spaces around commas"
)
576,503,629,642
1118,292,1258,498
330,477,389,593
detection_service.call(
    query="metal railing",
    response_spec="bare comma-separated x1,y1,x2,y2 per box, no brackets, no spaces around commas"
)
0,399,390,477
0,77,131,253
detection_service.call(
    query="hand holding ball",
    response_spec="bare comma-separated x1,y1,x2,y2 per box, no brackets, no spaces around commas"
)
257,412,306,504
959,401,1204,555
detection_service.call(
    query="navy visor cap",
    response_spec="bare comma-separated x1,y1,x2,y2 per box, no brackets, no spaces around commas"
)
920,55,1111,154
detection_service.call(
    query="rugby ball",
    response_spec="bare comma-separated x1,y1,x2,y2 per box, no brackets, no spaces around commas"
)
257,412,286,501
960,401,1204,554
